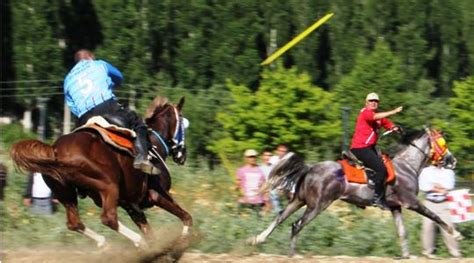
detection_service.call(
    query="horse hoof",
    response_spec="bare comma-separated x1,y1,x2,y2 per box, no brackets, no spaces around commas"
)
97,237,107,248
246,236,258,245
135,239,149,250
394,255,417,260
453,230,464,241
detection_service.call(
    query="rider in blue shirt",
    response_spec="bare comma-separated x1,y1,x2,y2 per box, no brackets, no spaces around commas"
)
64,49,153,173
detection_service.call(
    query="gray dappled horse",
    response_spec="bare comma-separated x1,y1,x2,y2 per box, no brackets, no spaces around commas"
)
249,128,461,257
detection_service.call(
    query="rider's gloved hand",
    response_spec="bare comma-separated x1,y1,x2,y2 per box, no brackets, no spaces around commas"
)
393,125,404,135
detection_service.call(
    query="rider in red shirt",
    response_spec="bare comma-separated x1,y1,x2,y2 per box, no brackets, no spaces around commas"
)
350,92,403,209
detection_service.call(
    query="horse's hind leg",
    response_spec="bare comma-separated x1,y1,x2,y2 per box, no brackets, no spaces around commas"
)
43,178,106,247
248,199,304,245
289,196,337,256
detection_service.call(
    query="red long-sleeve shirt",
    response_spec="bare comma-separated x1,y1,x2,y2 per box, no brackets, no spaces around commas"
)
351,107,394,149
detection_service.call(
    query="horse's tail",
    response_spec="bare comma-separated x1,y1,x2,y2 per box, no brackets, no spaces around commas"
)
10,139,64,183
268,152,310,192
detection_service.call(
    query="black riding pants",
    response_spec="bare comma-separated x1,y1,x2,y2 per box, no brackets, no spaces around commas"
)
77,99,146,130
351,146,387,182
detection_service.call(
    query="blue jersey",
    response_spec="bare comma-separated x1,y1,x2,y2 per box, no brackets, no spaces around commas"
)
64,60,123,117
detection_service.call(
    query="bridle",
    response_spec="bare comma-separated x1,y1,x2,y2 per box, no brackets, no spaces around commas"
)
407,128,451,168
148,104,187,161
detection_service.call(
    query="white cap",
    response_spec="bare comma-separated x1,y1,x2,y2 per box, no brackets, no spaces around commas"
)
244,149,258,157
366,92,379,101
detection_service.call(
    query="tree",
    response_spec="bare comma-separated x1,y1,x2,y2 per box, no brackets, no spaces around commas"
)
210,64,341,163
436,77,474,177
12,0,64,104
334,39,407,130
12,0,64,133
424,0,465,95
93,0,153,107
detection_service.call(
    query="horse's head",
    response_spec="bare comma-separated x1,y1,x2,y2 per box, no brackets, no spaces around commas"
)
410,127,456,169
144,96,188,165
424,127,456,169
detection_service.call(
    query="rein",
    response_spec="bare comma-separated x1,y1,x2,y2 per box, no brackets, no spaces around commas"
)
150,129,170,156
148,105,184,157
405,140,430,174
403,129,449,173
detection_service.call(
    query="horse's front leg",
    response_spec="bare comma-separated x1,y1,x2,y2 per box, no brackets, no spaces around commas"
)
406,199,462,240
390,206,411,258
124,204,155,240
151,189,192,236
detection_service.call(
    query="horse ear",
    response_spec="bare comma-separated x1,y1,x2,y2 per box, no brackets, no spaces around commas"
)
177,96,185,111
423,124,431,133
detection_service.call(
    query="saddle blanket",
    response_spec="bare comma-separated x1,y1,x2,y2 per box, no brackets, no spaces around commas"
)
73,116,136,155
337,154,396,185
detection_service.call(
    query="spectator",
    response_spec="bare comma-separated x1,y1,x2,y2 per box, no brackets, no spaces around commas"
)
23,172,57,215
269,144,289,166
269,144,294,200
236,149,267,216
0,162,7,201
419,164,462,259
259,148,281,214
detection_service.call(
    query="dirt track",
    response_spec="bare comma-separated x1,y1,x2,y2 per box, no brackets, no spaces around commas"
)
2,250,474,263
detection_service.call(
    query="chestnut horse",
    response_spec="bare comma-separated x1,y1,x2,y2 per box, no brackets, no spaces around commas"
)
11,96,192,248
249,128,461,257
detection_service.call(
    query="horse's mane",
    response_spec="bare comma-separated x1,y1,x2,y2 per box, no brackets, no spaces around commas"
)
399,129,426,145
387,129,426,157
144,96,170,121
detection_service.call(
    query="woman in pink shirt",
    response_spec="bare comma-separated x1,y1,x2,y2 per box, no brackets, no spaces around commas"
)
350,92,403,209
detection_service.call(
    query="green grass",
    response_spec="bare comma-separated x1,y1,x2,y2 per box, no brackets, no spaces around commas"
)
2,161,473,258
1,124,473,257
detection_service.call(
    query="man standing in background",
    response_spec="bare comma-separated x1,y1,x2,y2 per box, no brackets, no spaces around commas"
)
269,144,294,200
236,149,267,216
269,144,289,166
419,164,462,259
23,172,57,215
259,148,281,214
0,162,7,201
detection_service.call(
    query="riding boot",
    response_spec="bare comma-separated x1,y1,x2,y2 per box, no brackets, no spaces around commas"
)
371,177,388,210
133,127,155,174
365,169,376,189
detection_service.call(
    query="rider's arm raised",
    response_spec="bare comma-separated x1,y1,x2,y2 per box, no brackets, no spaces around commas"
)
374,106,403,120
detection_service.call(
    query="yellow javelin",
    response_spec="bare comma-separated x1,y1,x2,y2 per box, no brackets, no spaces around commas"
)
261,13,334,66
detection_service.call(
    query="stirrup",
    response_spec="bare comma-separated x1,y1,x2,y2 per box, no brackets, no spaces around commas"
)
371,197,388,210
133,156,157,175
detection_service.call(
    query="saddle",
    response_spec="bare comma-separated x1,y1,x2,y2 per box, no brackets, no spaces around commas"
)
73,116,136,156
338,150,396,185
